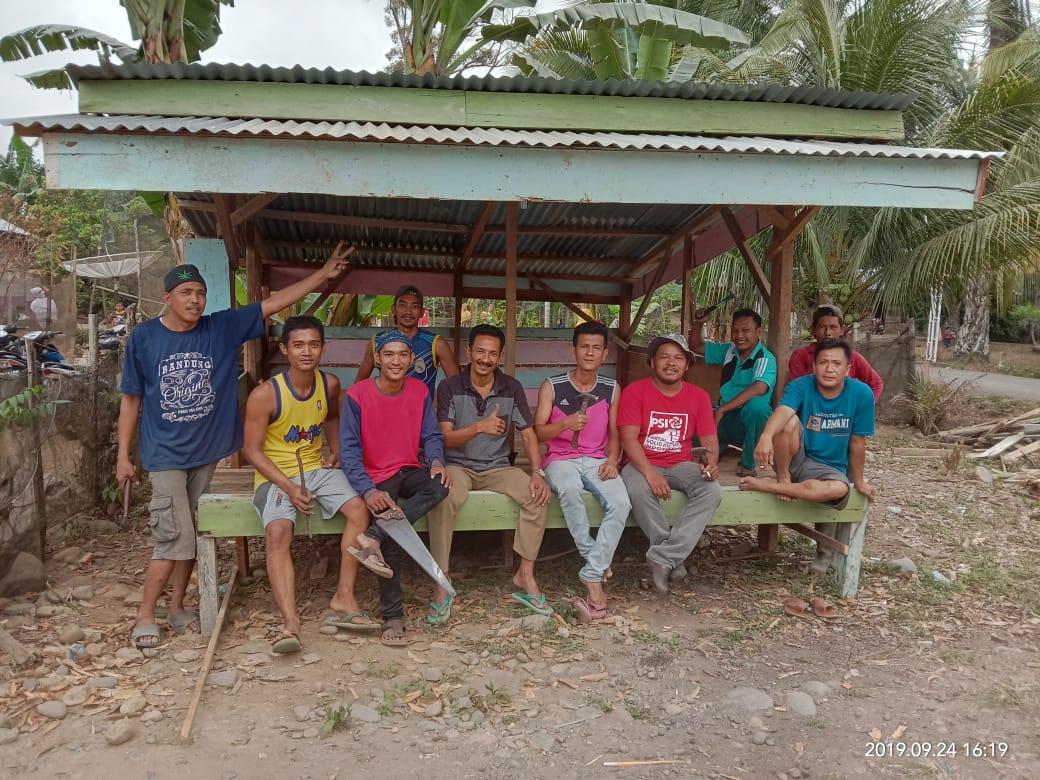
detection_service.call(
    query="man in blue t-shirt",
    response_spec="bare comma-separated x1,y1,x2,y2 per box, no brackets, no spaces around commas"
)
118,243,352,650
739,338,876,572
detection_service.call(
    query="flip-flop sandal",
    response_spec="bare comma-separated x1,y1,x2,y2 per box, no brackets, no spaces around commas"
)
271,632,302,655
783,597,811,618
168,609,200,635
347,545,394,579
131,622,161,649
425,595,455,625
567,597,607,624
380,619,418,647
810,597,838,618
511,592,554,616
323,612,381,632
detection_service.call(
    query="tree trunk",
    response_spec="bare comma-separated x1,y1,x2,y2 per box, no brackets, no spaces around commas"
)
955,275,990,356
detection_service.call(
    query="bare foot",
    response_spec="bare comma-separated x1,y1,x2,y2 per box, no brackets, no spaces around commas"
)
601,567,613,583
739,475,794,502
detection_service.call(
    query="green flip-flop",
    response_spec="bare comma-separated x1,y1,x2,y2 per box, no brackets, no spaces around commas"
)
425,595,455,625
511,592,554,616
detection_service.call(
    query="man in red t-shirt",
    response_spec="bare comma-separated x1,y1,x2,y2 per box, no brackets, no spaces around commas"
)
619,334,722,596
788,305,882,401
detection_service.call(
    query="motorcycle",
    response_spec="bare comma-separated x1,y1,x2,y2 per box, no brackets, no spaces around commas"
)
99,322,127,350
0,330,79,377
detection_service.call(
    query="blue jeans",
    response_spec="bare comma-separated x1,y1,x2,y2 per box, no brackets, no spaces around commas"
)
545,457,631,583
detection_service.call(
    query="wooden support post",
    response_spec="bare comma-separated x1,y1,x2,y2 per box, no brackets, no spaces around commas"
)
833,514,868,599
242,223,263,386
181,561,238,742
628,255,673,337
236,537,251,581
197,535,219,636
757,524,779,553
617,284,633,386
501,530,514,568
213,194,243,273
505,202,519,375
782,523,850,555
453,271,464,361
766,210,798,392
681,236,695,342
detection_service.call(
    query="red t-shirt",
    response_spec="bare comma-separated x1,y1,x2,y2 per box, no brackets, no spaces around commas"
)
788,345,883,401
617,378,716,468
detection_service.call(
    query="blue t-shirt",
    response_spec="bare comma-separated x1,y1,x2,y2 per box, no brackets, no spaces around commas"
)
780,376,875,472
120,303,265,471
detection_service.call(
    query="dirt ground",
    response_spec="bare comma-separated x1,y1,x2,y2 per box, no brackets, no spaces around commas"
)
930,339,1040,378
2,393,1039,780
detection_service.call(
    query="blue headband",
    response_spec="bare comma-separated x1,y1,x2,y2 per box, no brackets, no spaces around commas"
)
375,329,410,352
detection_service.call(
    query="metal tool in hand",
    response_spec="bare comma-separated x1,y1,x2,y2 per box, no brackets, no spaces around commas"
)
295,448,313,537
570,391,598,448
118,478,132,531
375,508,456,598
699,290,737,318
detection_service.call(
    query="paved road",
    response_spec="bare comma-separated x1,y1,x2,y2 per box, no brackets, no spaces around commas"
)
932,366,1040,402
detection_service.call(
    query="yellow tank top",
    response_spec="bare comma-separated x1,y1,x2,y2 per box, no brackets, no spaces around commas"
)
254,370,331,489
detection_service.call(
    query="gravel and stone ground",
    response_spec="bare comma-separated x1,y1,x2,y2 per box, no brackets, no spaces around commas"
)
1,401,1038,779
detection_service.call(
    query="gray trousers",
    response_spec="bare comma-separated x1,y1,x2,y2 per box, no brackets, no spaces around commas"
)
622,462,722,569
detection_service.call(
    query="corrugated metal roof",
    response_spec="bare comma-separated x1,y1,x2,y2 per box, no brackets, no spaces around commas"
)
0,218,28,235
8,114,1004,160
65,63,916,111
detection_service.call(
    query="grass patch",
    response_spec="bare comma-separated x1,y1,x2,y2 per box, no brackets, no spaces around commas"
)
986,681,1040,710
625,703,653,720
320,705,350,738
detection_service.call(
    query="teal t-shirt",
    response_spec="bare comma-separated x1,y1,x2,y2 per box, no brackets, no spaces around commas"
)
703,340,777,404
780,375,875,472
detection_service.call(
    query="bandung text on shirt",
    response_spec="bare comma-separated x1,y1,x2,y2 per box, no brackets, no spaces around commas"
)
806,413,851,433
644,411,688,453
158,351,216,422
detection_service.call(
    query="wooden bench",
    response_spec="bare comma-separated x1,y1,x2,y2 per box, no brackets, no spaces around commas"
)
194,467,868,634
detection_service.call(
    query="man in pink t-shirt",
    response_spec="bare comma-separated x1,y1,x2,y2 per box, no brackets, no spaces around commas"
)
788,305,883,401
619,334,722,596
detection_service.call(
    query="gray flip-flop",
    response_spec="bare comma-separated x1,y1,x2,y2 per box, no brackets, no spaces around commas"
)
168,609,200,635
131,622,161,649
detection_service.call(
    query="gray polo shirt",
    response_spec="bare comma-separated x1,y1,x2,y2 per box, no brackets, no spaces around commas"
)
435,368,533,471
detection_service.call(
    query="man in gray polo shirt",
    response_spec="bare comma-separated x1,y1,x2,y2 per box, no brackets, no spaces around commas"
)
426,324,552,623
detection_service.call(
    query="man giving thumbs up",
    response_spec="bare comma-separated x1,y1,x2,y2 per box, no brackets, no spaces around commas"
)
425,325,552,624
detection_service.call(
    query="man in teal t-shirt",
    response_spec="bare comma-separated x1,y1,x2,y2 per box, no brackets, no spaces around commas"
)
738,338,876,572
690,307,776,476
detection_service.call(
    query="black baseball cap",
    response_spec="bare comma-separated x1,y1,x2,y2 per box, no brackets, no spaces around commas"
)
394,284,423,306
164,264,207,293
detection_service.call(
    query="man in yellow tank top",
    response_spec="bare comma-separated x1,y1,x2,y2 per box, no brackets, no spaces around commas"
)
243,316,378,653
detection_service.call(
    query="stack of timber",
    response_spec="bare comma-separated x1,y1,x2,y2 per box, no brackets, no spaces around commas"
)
933,406,1040,464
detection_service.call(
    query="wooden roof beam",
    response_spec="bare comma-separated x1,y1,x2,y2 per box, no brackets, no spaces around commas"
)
530,276,629,349
720,207,771,301
484,225,671,238
458,201,496,273
266,240,636,266
231,192,280,226
625,206,722,280
213,194,243,271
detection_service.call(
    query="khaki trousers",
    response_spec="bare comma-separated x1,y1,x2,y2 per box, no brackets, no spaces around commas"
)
427,466,548,570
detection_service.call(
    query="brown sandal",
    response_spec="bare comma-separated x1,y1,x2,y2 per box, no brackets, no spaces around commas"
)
810,597,837,618
783,597,811,618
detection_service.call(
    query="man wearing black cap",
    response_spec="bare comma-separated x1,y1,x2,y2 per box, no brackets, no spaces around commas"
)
355,284,459,397
618,333,722,596
117,243,353,650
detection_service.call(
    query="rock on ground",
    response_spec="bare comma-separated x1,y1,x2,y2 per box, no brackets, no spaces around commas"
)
0,728,18,745
799,681,831,703
886,557,917,574
726,687,774,712
60,625,86,644
0,552,46,596
36,701,67,720
105,720,136,746
350,703,381,723
208,670,238,688
785,691,817,717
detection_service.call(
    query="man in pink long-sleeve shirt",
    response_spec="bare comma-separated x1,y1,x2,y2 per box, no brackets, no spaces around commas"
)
788,305,883,401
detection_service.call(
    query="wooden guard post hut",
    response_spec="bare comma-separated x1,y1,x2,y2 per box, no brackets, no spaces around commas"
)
5,64,999,611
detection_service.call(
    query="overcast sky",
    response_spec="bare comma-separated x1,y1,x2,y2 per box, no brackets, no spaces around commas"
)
0,0,393,150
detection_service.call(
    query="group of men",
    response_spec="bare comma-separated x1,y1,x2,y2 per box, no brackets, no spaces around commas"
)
118,248,880,652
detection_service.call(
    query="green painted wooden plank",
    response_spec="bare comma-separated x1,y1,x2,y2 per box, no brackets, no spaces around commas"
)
196,487,867,538
77,79,904,141
79,81,468,126
41,133,986,210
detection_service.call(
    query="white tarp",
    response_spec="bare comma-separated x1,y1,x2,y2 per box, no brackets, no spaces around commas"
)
61,251,163,279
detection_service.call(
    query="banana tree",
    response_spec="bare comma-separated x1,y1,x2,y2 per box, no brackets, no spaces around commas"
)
0,0,233,88
485,1,750,81
387,0,537,75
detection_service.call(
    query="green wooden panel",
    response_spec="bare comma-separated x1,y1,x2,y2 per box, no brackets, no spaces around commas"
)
79,81,467,126
77,79,905,141
196,487,867,538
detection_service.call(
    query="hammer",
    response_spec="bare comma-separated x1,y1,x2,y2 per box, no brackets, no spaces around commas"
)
698,290,737,319
295,448,313,537
571,391,597,448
